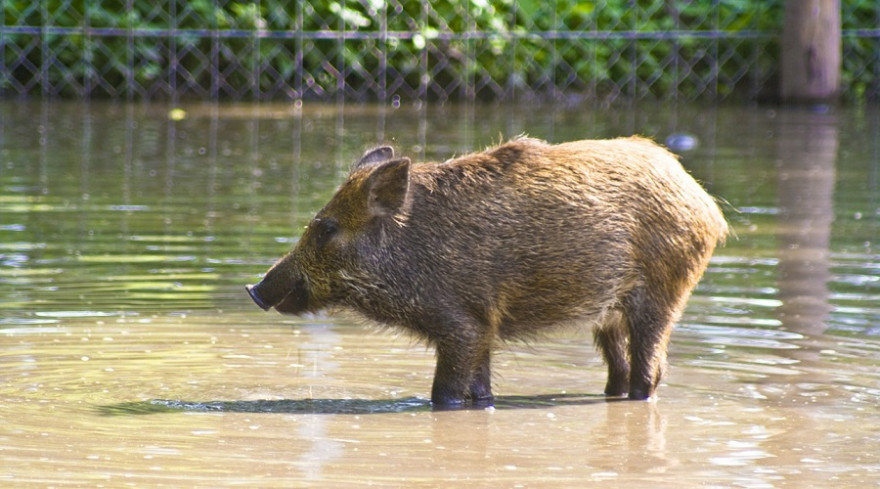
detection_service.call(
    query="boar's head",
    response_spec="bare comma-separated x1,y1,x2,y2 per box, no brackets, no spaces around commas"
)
246,146,411,315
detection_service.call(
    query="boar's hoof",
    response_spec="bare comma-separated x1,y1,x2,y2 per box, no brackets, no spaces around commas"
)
245,284,271,311
431,397,494,411
627,388,653,401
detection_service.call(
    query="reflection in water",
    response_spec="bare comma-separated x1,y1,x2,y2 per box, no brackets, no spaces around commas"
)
3,101,880,487
595,401,671,477
296,416,344,480
776,107,837,337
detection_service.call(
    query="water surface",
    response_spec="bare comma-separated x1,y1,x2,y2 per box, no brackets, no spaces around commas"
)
2,101,879,487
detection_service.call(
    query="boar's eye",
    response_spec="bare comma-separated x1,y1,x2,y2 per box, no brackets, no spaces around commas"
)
312,218,339,249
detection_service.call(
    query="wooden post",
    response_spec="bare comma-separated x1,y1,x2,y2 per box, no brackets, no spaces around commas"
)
781,0,841,103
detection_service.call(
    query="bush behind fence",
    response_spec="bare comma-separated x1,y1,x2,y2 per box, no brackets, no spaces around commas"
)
2,1,879,102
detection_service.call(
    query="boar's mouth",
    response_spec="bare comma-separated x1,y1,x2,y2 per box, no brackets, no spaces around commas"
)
245,278,310,315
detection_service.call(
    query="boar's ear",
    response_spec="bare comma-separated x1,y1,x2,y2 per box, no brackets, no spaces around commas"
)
365,157,411,217
355,146,395,169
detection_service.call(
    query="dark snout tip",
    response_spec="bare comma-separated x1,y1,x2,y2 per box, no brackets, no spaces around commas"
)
245,284,271,311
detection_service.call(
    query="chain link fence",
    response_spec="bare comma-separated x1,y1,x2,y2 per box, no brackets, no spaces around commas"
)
1,1,878,102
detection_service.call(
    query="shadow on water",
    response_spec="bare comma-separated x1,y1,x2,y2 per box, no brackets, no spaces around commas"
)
98,393,618,416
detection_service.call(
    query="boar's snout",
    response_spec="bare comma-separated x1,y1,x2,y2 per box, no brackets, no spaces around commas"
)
246,274,310,315
245,283,272,311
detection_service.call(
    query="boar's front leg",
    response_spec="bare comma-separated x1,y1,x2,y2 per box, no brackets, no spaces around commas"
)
430,326,494,408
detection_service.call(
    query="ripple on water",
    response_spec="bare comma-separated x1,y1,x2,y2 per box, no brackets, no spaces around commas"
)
3,101,880,488
679,323,801,350
34,310,125,318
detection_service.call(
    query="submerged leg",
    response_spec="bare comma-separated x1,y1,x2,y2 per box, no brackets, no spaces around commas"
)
431,329,494,408
622,287,676,400
594,311,631,397
468,347,493,404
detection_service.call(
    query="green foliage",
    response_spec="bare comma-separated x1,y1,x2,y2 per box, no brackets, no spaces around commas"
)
841,1,880,102
0,0,869,101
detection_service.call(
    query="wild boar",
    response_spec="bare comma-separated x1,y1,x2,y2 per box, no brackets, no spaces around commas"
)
247,137,727,407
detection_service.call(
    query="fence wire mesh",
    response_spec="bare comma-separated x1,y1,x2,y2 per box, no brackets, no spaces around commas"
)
1,1,878,102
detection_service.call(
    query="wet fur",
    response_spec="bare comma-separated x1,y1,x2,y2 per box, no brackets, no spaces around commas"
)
248,137,728,406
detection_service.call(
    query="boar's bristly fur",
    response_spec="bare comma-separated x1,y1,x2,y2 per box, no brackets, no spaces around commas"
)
247,137,728,407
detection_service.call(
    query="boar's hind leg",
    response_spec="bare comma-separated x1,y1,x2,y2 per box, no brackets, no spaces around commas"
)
468,348,493,401
431,334,494,408
622,287,674,401
594,310,630,397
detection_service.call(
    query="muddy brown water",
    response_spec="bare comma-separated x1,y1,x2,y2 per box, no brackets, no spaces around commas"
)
2,101,879,487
